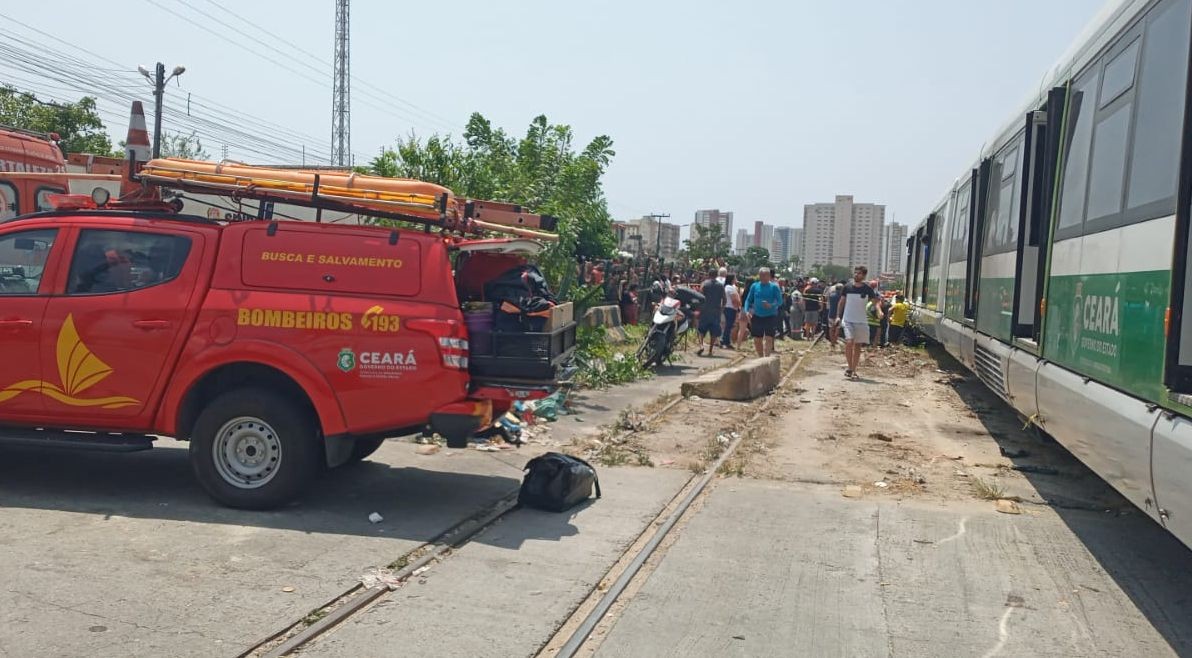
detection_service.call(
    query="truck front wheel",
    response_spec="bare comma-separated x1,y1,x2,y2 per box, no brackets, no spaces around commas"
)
190,388,321,509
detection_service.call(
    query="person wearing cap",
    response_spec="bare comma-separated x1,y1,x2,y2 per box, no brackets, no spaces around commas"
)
803,277,824,340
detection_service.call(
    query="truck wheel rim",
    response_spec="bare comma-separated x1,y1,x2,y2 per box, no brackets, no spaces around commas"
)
213,416,282,489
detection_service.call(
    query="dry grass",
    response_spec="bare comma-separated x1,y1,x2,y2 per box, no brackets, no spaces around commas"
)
971,477,1007,500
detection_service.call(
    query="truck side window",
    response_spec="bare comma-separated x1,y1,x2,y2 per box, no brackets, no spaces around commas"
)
35,186,66,212
0,229,57,295
0,182,17,220
67,229,192,295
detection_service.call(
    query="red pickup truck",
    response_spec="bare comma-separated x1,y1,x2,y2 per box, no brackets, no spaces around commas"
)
0,205,574,508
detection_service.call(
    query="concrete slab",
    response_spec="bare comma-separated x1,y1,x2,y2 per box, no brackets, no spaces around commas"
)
0,441,524,658
297,466,692,658
596,479,1192,657
680,356,779,401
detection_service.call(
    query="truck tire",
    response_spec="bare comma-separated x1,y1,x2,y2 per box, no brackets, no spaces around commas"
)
348,436,386,463
190,388,321,510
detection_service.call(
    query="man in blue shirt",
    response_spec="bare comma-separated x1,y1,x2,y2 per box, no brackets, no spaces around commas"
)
744,267,783,357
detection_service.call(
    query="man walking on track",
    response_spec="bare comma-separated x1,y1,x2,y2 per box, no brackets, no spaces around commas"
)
744,267,783,357
836,266,882,379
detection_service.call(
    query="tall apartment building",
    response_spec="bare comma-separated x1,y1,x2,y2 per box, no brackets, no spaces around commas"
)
773,227,795,262
882,222,908,274
792,228,805,266
802,195,886,275
752,221,775,255
734,228,752,256
622,215,681,260
693,209,734,243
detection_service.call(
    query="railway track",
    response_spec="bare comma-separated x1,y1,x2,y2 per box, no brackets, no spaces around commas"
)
243,341,816,657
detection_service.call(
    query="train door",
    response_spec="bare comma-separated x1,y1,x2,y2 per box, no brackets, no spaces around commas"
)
966,161,991,319
920,214,935,304
1016,88,1068,342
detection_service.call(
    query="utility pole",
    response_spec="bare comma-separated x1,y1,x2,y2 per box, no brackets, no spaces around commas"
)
331,0,351,166
138,62,185,159
648,212,671,259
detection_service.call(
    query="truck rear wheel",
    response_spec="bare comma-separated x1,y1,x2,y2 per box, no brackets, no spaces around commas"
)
190,388,320,509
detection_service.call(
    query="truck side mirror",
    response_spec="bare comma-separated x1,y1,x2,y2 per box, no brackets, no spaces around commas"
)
13,238,36,251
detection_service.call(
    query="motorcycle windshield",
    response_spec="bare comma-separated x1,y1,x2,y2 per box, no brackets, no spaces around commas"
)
659,304,677,316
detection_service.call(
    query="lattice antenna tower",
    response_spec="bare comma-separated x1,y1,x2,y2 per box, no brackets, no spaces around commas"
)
331,0,351,166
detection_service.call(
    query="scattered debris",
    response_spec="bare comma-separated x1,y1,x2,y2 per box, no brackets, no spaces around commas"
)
995,499,1023,515
913,539,934,545
732,635,746,641
360,568,403,590
869,432,894,443
874,481,889,488
415,444,440,456
368,512,384,524
999,447,1030,459
281,586,295,593
842,485,863,498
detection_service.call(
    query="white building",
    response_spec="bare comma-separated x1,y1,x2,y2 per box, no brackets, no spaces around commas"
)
802,195,886,275
734,228,752,256
624,215,681,260
773,226,795,262
693,209,734,244
882,222,908,274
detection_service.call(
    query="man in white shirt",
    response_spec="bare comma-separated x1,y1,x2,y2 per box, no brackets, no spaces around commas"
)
836,265,882,379
720,273,741,349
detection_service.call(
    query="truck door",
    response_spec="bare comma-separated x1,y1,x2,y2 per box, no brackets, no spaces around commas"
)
0,227,61,419
41,225,206,428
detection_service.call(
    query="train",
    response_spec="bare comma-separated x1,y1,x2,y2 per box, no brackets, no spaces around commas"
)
906,0,1192,549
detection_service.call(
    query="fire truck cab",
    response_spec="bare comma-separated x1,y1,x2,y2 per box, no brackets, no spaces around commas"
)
0,159,575,509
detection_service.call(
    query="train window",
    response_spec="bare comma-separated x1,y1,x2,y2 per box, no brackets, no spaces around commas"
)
930,204,946,266
983,136,1024,253
949,182,971,263
1098,38,1140,108
1056,68,1100,234
1086,108,1132,222
1127,0,1192,213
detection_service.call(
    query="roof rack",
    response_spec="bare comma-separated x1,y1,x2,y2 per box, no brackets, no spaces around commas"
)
135,158,560,241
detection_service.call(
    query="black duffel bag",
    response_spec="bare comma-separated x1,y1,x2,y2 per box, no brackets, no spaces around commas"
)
518,452,601,512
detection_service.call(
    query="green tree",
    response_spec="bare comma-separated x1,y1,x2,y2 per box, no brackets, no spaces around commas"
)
809,263,853,283
683,224,730,262
368,113,617,286
741,246,773,272
159,130,210,160
0,86,116,155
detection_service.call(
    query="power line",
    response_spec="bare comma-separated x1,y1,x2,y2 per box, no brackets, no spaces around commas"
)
196,0,464,132
0,10,337,163
141,0,459,137
0,30,333,163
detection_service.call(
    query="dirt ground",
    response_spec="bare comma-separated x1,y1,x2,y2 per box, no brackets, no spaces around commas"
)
599,338,1132,515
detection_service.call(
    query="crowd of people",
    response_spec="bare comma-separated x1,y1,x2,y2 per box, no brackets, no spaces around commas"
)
576,256,913,379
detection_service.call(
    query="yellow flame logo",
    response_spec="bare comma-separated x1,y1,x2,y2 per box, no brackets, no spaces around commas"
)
0,314,140,409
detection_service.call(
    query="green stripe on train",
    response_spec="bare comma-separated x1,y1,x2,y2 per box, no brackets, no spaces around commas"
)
1043,270,1170,403
976,275,1015,342
944,277,965,320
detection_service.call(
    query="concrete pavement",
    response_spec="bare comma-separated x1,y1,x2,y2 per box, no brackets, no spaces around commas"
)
595,479,1192,657
296,467,692,658
0,350,723,658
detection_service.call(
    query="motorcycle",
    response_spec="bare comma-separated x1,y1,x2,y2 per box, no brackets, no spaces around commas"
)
637,285,704,368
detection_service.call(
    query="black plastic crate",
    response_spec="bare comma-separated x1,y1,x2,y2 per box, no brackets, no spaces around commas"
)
468,323,577,381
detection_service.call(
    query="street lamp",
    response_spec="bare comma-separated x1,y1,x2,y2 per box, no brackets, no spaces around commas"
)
139,63,186,158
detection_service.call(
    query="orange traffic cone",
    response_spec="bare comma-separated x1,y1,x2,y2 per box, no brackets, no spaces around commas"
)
121,101,151,197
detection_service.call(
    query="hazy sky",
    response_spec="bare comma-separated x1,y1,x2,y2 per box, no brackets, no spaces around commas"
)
1,0,1107,237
